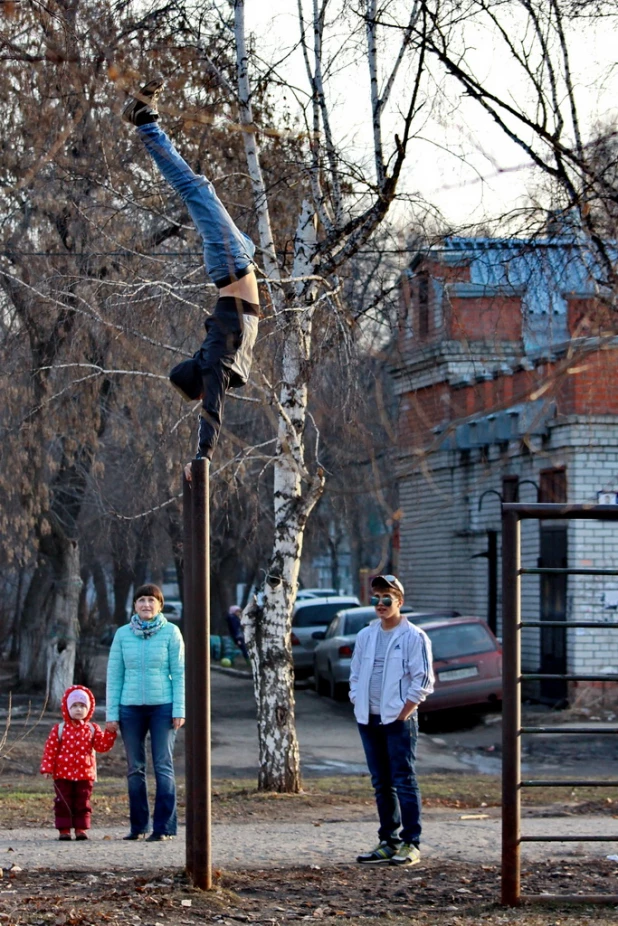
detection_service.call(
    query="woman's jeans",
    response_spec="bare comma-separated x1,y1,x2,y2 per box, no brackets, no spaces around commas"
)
119,703,178,836
358,715,422,847
137,123,256,288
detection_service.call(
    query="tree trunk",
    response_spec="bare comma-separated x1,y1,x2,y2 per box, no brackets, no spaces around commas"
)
46,538,82,708
92,561,112,625
242,200,325,792
18,515,82,705
113,558,133,624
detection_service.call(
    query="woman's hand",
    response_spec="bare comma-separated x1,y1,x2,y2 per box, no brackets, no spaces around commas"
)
106,721,119,733
184,463,192,482
173,717,185,730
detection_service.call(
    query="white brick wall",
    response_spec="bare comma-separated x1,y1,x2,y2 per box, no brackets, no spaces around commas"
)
398,416,618,677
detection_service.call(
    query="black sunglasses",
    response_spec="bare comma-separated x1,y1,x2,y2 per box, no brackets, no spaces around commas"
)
370,594,394,607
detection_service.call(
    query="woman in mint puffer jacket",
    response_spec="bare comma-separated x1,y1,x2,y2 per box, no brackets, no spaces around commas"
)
105,584,185,841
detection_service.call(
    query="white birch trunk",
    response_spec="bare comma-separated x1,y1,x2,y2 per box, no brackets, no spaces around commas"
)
46,539,82,708
234,0,325,791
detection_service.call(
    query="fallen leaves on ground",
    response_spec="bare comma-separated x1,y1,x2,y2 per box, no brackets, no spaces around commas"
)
0,860,617,926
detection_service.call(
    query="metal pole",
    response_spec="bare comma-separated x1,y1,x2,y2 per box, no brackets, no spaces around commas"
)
501,508,521,906
190,459,211,890
182,475,195,879
487,529,498,634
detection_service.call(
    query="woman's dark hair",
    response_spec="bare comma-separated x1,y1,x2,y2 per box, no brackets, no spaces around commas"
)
133,584,164,608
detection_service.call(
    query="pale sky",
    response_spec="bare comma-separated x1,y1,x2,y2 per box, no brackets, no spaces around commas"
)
245,2,618,235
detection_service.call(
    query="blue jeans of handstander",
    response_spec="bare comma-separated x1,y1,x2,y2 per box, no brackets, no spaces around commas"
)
137,123,256,288
119,703,178,836
358,715,422,847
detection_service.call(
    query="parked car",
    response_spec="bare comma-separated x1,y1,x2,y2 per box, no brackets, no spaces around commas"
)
419,616,502,715
292,596,360,678
295,587,338,601
162,599,183,623
313,610,501,714
312,607,460,698
313,606,382,699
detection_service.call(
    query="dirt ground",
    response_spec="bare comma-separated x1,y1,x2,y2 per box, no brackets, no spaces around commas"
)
3,680,618,924
2,860,618,926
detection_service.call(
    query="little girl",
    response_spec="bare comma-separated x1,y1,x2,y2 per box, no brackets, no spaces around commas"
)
40,685,116,840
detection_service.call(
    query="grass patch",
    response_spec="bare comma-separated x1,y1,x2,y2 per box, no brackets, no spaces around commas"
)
2,773,617,828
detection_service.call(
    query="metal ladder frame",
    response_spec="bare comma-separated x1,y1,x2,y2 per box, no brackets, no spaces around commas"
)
502,502,618,905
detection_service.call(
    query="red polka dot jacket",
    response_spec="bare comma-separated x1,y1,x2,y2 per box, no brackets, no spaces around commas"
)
40,685,117,781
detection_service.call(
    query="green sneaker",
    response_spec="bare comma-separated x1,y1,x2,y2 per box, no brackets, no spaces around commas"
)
357,840,398,864
390,842,421,866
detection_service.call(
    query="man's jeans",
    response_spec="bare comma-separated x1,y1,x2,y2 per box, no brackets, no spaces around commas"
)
119,703,178,836
137,123,256,288
358,715,422,846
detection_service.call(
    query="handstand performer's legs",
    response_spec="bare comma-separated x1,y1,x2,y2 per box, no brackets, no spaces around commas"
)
137,122,256,290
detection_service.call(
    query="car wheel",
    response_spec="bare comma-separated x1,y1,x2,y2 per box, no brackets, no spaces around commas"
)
328,669,348,702
315,667,329,696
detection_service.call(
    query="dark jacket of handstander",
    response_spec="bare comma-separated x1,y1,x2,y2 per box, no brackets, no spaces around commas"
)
169,296,259,460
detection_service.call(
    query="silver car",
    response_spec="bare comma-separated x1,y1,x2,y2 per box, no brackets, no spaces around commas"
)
313,607,460,699
291,596,360,678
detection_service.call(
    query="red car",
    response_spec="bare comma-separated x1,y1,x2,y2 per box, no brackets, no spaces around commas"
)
417,616,502,715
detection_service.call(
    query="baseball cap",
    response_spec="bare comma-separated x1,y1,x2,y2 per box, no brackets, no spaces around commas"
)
371,574,405,597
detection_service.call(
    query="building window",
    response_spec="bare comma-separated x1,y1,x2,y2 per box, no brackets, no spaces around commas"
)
539,468,567,503
418,272,429,338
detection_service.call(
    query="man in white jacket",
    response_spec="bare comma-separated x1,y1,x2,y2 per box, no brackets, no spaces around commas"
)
349,574,434,866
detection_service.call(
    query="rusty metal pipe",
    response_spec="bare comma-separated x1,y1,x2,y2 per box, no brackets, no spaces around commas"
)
522,779,618,787
524,895,618,904
189,459,211,890
182,475,194,879
501,508,521,906
503,503,618,520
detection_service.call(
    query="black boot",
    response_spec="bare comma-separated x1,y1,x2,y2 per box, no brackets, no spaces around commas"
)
122,77,164,126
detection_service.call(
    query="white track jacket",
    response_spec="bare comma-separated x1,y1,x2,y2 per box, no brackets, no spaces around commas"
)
349,618,434,724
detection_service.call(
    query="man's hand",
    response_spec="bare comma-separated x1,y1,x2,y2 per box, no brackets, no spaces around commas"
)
397,701,418,722
184,462,192,482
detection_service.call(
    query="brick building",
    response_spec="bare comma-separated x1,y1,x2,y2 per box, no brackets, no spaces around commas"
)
393,236,618,704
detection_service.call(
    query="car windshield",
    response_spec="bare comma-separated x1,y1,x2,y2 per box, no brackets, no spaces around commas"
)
293,602,358,628
344,613,375,635
426,623,496,660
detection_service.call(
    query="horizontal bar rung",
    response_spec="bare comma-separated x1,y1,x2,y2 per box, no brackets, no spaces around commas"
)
503,503,618,520
520,567,618,576
521,621,617,628
522,894,618,904
521,835,618,842
521,726,618,735
522,780,618,787
521,674,618,682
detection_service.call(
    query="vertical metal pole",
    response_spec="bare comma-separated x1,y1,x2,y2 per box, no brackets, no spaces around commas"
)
191,459,211,890
182,475,195,879
487,529,498,635
502,509,521,905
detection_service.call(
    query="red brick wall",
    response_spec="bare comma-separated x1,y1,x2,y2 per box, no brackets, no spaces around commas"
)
567,296,618,339
448,295,522,341
399,348,618,451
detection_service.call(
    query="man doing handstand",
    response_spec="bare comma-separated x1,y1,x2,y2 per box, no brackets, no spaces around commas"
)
122,78,260,466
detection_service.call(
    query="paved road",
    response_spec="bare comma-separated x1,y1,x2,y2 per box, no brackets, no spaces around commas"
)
210,668,470,779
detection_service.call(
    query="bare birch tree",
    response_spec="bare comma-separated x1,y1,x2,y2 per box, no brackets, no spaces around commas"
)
226,0,431,790
419,0,618,290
